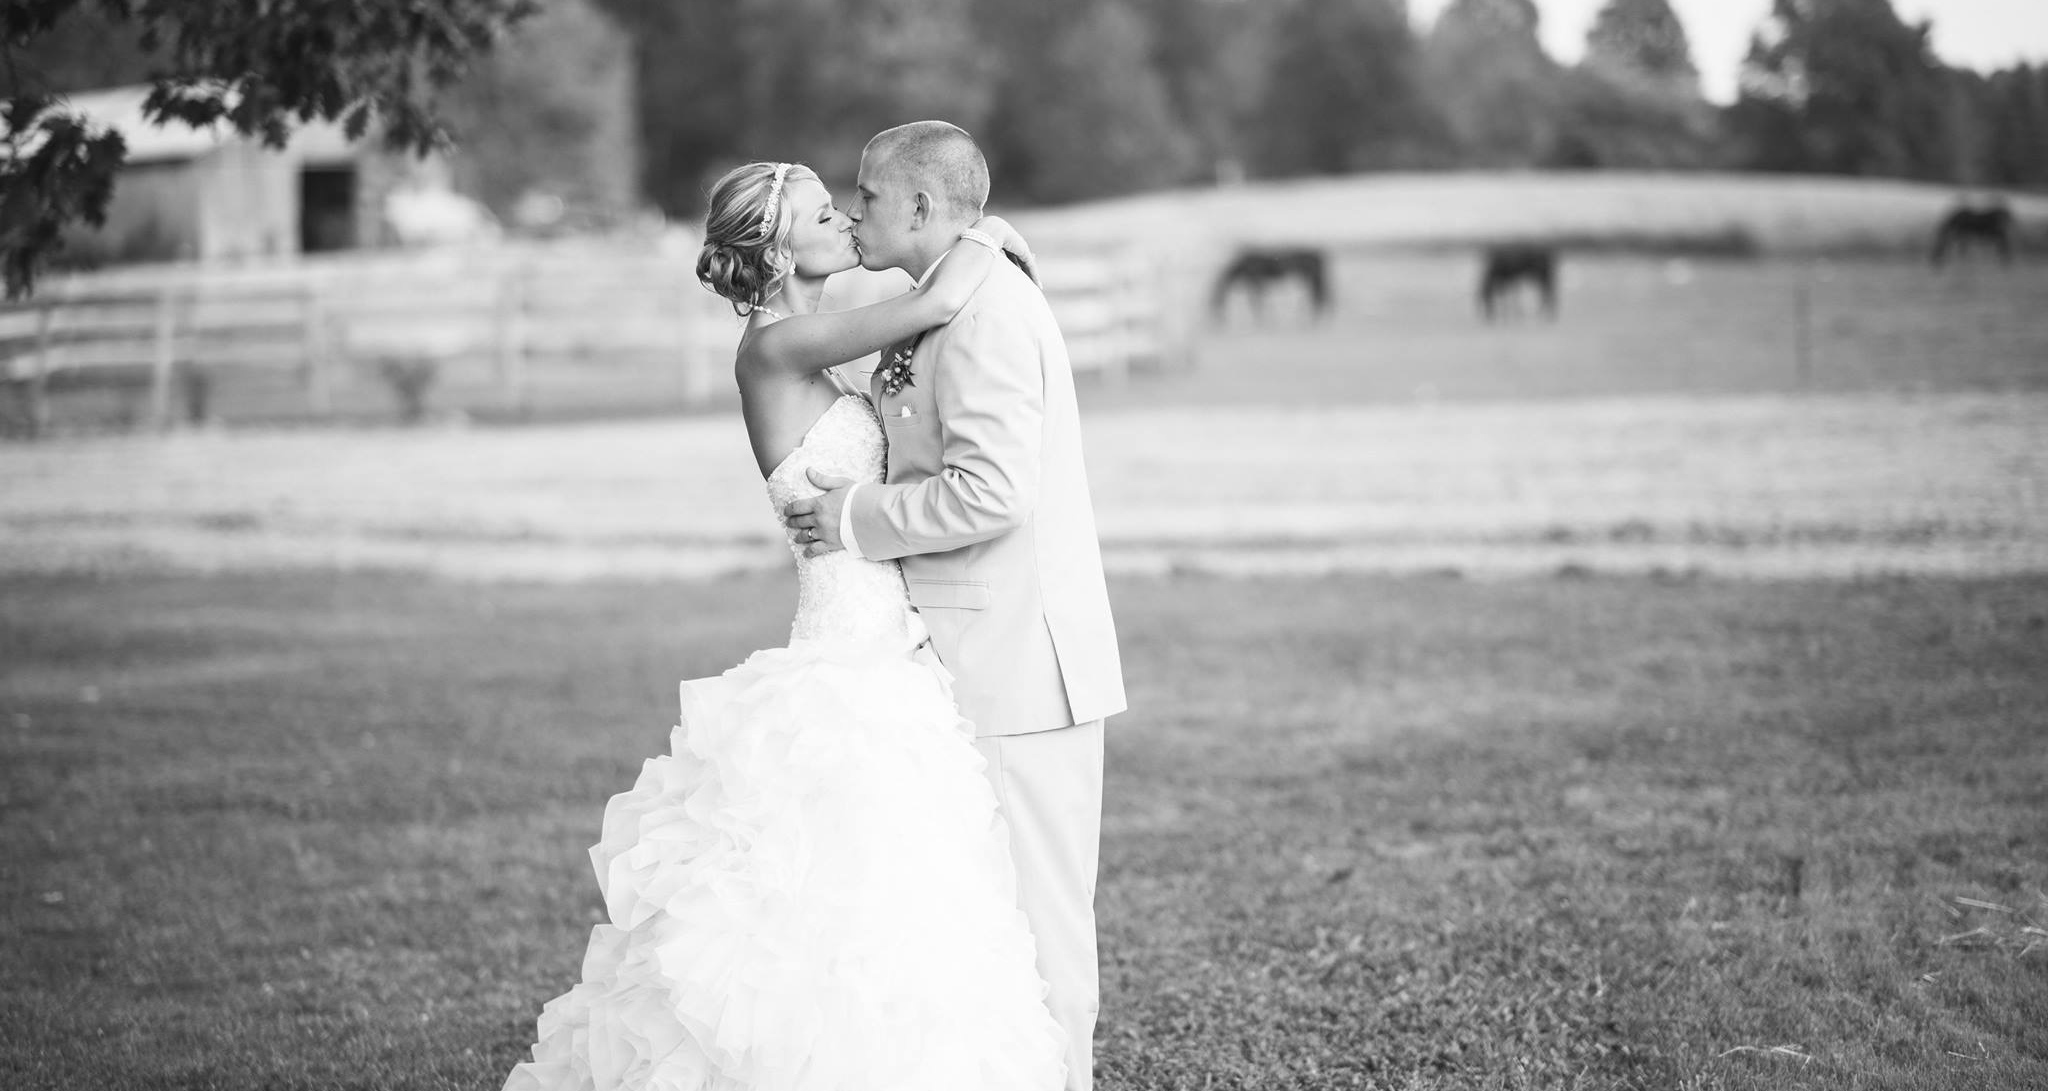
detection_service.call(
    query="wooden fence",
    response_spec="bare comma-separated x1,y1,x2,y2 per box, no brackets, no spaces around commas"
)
0,236,1185,437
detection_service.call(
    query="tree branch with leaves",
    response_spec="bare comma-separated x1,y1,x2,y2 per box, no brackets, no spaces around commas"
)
1,0,536,298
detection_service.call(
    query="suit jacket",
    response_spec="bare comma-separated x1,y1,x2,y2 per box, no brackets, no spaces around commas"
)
850,257,1126,737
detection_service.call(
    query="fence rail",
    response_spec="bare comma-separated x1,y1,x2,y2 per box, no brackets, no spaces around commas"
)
0,236,1180,437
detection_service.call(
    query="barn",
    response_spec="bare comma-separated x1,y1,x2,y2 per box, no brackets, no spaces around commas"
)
52,85,433,267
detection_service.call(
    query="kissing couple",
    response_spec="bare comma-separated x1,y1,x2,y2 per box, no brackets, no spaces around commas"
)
501,120,1127,1091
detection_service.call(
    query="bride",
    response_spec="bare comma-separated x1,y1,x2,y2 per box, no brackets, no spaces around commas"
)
500,160,1066,1091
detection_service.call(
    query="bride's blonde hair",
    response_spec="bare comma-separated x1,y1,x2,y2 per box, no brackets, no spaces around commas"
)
696,161,820,316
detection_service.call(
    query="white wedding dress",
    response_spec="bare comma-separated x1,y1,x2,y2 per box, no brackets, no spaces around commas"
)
502,394,1066,1091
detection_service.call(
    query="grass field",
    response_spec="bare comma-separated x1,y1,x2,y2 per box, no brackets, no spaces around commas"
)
5,388,2043,581
15,246,2048,433
5,173,2044,1087
1107,255,2048,410
3,570,2044,1090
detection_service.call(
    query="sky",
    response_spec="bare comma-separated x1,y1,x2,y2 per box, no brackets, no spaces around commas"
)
1407,0,2048,103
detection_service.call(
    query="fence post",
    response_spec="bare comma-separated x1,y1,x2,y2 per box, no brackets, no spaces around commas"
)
1792,274,1813,392
678,298,714,406
1165,254,1196,372
301,287,332,416
149,287,176,430
27,302,53,439
496,264,529,415
1099,252,1130,388
1121,246,1150,383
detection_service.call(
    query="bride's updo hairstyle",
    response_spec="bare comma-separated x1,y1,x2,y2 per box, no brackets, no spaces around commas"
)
697,161,820,316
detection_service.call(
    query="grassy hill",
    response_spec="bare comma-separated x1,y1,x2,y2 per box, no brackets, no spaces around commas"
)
1013,172,2048,257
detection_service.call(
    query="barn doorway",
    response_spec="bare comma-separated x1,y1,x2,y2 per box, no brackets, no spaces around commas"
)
299,166,357,253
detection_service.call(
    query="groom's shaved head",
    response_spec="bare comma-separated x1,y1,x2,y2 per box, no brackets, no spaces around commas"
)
865,121,989,220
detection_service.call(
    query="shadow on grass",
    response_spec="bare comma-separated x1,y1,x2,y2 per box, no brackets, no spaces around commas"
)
2,571,2044,1090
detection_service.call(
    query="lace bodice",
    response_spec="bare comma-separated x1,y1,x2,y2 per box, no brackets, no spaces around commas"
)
766,396,925,649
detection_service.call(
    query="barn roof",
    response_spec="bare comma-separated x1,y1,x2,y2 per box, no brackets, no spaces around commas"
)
42,85,356,165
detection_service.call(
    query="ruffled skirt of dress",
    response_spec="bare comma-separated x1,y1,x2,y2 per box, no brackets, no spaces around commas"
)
502,638,1066,1091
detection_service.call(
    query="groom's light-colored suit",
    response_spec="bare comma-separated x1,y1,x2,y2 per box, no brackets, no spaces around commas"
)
844,254,1124,1091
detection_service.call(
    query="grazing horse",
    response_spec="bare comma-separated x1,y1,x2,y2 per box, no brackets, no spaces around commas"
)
1931,202,2016,267
1211,247,1330,323
1478,244,1558,321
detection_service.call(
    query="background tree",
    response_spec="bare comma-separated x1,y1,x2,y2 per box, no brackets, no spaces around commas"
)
4,4,156,93
13,0,2039,262
1125,0,1271,183
442,0,638,220
987,0,1197,203
1256,0,1440,176
736,0,992,187
2,0,536,297
1975,64,2048,188
598,0,1004,211
1552,0,1716,168
587,0,746,217
1725,0,1950,179
1583,0,1698,95
1422,0,1564,167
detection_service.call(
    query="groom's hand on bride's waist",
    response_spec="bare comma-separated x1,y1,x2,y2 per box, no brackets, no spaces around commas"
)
783,468,855,558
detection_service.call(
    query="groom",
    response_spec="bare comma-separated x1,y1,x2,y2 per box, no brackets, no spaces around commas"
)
782,120,1125,1091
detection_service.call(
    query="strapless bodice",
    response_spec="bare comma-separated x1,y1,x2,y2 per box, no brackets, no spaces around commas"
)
765,396,924,649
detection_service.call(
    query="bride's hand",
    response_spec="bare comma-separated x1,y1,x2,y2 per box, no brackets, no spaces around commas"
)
972,214,1040,285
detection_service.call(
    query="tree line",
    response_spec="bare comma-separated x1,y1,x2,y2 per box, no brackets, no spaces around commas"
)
592,0,2048,210
6,0,2046,294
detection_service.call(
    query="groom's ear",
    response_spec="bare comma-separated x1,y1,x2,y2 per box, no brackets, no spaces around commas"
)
910,190,933,230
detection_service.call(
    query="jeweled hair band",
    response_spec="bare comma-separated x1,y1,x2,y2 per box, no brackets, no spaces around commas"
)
759,163,791,237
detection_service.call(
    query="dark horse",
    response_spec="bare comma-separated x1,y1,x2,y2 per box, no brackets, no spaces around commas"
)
1931,201,2016,267
1211,247,1330,323
1478,244,1558,321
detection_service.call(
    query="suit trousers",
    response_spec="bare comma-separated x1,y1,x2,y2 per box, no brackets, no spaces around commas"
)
973,719,1105,1091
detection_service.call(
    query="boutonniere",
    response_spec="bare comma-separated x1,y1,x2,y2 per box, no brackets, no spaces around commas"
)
878,335,923,398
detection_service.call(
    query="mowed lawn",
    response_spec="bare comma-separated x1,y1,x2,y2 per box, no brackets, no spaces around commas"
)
3,571,2043,1090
